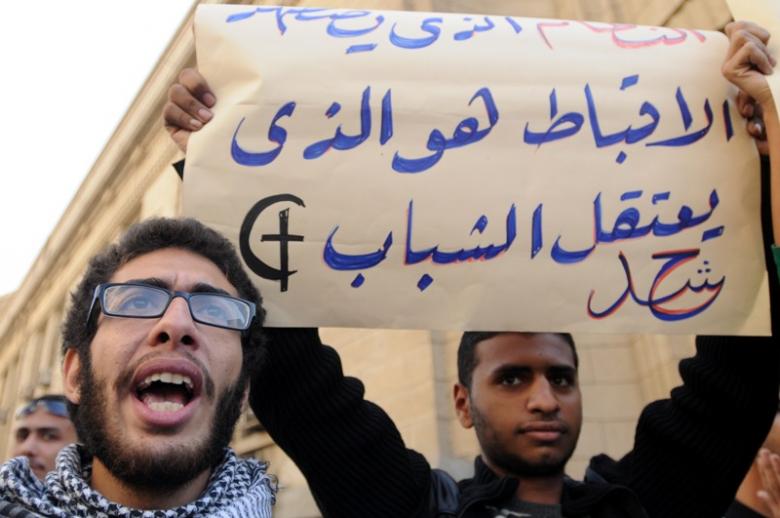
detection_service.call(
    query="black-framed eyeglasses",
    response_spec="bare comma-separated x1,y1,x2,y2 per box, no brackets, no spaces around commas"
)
88,282,256,331
16,397,69,419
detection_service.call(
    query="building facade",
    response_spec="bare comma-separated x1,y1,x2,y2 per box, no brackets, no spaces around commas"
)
0,1,735,516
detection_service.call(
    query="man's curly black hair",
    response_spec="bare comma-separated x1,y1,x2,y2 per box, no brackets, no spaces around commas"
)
62,217,266,374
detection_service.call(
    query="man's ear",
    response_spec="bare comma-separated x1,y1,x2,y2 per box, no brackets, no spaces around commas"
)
63,348,82,404
453,383,474,429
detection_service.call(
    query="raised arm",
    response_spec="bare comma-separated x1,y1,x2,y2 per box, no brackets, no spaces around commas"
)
722,21,780,251
583,22,780,518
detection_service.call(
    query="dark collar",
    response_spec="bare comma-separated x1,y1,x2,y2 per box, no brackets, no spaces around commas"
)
461,456,646,516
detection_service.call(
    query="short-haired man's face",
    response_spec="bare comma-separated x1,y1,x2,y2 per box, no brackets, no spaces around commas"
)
454,333,582,477
12,408,77,480
63,247,247,490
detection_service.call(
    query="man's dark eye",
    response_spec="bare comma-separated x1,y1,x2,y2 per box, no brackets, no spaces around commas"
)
499,372,529,386
41,431,60,442
550,373,574,387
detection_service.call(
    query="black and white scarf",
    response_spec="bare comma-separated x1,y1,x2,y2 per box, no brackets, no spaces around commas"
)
0,444,275,517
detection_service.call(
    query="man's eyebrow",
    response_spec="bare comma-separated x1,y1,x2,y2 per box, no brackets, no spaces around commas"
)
491,363,576,376
490,365,532,378
123,279,232,296
34,427,62,435
548,365,578,376
191,282,231,296
126,277,169,289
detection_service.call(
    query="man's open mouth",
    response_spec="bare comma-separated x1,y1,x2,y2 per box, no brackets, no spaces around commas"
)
130,360,204,419
136,372,194,412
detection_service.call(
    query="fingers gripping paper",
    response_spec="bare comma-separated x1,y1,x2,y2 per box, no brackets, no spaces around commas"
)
184,5,770,335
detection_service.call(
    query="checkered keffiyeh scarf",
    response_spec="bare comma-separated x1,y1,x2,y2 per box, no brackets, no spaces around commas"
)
0,444,275,517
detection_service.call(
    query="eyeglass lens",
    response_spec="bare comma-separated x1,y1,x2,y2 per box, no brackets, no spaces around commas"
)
102,284,251,330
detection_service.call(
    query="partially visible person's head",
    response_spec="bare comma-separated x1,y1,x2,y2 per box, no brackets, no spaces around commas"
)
454,332,581,479
60,217,265,493
11,394,78,480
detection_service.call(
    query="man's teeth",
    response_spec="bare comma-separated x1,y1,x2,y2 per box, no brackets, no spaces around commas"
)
147,401,184,412
137,372,193,391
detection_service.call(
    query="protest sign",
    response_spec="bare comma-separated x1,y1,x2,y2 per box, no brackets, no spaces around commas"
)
184,5,769,334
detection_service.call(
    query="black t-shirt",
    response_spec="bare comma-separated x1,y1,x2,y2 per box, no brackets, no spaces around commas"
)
486,498,564,518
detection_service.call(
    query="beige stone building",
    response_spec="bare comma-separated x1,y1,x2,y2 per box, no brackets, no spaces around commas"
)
0,1,736,516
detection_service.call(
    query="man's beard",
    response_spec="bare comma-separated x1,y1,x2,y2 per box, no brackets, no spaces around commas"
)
73,351,247,492
471,402,576,478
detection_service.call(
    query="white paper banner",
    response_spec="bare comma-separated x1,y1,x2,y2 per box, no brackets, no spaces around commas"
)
184,5,770,335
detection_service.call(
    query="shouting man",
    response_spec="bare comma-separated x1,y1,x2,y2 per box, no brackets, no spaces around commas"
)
0,218,275,517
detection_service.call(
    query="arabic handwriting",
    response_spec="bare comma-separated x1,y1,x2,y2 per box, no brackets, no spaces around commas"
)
701,226,724,242
325,11,385,38
551,189,720,264
505,16,523,34
229,80,730,174
389,17,442,49
580,22,706,49
646,89,714,147
585,82,660,148
323,226,393,269
405,200,516,264
454,16,495,41
531,204,544,259
381,89,394,145
417,273,434,291
722,100,734,141
304,87,372,159
522,79,722,164
232,102,296,167
524,88,585,147
537,20,570,49
587,249,725,321
239,191,730,322
225,7,709,54
392,87,499,173
227,7,377,35
538,20,708,50
351,273,366,287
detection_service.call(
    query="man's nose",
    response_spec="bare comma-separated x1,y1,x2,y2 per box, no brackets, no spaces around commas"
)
16,436,40,458
147,297,197,347
526,378,560,414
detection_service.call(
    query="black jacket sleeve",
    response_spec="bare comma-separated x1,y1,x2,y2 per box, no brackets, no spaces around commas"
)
249,328,433,518
590,157,780,518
